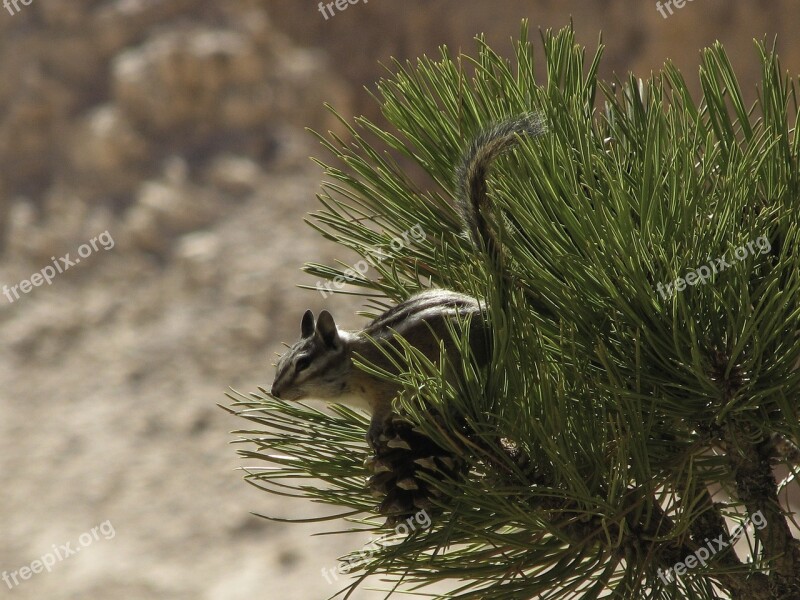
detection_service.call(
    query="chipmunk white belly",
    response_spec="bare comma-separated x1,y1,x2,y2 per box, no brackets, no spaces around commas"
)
334,391,374,412
303,390,373,413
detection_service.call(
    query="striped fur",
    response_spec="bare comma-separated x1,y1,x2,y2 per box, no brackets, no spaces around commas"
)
271,115,549,444
270,290,489,419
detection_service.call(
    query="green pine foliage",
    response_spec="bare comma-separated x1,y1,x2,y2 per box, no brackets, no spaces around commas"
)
225,23,800,600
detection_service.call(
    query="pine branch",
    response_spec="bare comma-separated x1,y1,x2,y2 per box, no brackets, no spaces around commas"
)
483,434,775,600
687,489,771,600
723,421,800,592
227,23,800,600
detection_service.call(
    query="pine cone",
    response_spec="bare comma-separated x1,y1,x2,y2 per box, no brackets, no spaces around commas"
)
364,413,467,528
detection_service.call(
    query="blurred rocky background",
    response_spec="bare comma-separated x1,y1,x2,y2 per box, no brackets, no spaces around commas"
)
0,1,798,599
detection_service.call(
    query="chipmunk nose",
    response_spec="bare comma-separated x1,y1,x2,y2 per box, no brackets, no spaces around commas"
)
270,385,282,398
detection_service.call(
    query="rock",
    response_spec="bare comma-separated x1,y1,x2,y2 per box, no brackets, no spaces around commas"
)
174,231,222,288
124,157,228,255
112,26,269,140
68,105,151,202
204,155,264,196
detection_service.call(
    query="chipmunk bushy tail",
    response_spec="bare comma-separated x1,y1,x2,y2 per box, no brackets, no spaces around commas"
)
456,114,551,314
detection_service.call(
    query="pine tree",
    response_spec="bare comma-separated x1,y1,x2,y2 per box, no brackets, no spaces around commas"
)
225,24,800,600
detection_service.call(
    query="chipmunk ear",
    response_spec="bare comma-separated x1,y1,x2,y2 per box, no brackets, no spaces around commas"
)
301,309,315,338
315,310,340,349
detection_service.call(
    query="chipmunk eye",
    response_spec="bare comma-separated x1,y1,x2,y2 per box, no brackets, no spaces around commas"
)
295,356,311,373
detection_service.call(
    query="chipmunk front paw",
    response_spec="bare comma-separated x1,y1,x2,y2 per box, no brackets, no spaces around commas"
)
366,419,389,450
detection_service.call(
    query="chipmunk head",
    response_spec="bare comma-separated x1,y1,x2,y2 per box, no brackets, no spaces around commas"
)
271,309,351,401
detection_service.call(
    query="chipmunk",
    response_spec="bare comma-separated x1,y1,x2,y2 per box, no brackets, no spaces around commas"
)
270,114,545,447
271,290,490,447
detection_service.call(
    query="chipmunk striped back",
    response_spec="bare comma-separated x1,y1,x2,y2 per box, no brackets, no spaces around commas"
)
270,289,490,446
